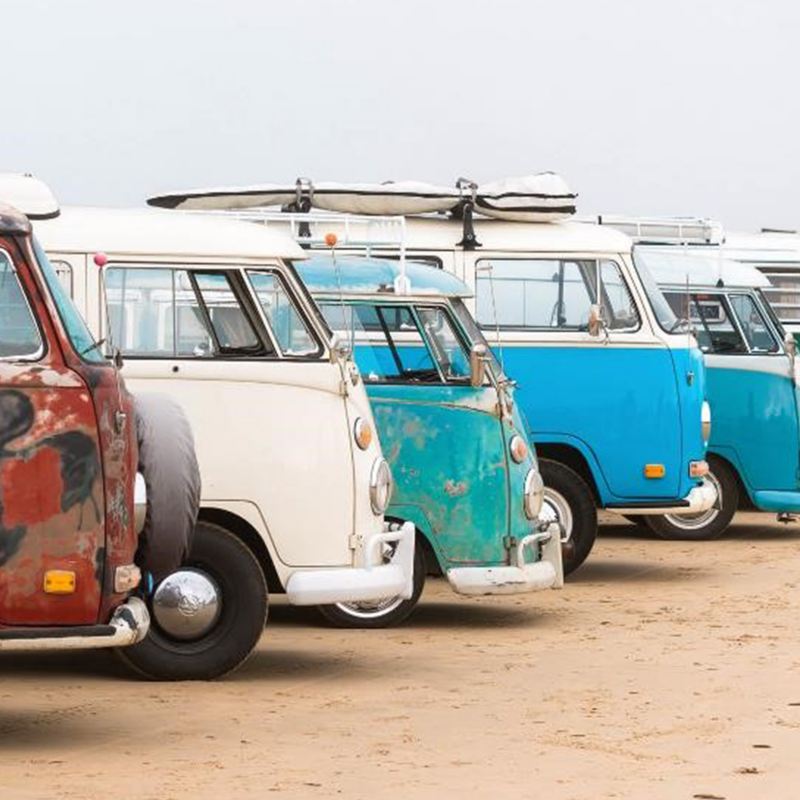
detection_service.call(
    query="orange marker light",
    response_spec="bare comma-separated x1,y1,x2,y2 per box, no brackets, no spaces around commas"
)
324,232,338,247
644,464,666,479
43,570,76,594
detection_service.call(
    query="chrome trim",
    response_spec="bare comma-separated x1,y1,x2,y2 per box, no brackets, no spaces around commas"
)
369,458,393,515
133,472,147,535
523,467,545,520
151,569,222,641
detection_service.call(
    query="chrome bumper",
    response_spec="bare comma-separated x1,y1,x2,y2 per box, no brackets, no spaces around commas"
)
0,597,150,652
447,522,564,596
613,480,718,516
284,522,415,605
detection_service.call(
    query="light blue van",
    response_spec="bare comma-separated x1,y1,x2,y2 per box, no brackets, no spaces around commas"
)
636,246,800,538
295,254,563,626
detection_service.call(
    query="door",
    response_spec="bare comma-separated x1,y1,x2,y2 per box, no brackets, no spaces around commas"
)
318,299,510,565
665,289,800,493
0,244,105,625
472,255,683,501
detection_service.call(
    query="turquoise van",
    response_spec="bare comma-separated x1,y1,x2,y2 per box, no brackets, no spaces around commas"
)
295,254,563,627
636,246,800,538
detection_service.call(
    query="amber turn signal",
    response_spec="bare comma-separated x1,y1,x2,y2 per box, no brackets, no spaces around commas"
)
43,570,76,595
644,464,666,479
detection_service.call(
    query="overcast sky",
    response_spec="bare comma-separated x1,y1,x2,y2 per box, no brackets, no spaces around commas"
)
5,0,799,230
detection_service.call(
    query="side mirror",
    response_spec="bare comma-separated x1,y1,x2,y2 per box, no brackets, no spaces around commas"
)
785,332,796,365
329,332,351,364
588,304,605,337
470,343,488,388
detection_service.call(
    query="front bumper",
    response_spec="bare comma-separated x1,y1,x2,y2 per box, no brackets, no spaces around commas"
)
447,522,564,596
284,522,415,606
0,597,150,652
610,479,718,516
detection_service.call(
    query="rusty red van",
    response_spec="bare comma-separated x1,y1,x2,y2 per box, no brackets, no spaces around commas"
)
0,200,150,653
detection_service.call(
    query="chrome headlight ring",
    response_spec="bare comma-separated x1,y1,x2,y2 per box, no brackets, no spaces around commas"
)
524,468,544,520
369,458,393,515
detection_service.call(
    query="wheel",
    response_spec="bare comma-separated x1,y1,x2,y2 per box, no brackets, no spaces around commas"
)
134,393,201,581
317,535,426,628
117,521,267,680
538,459,598,577
643,458,737,540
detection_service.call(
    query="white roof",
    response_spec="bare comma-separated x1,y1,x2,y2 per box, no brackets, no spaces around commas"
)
394,216,631,254
0,173,60,219
33,206,305,261
721,230,800,265
636,246,771,288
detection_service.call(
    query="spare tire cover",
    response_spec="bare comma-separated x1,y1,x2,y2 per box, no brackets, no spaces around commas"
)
134,393,201,581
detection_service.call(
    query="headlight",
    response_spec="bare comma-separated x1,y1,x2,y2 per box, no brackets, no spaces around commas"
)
509,434,528,464
701,400,712,444
354,417,373,450
369,458,393,515
523,468,544,520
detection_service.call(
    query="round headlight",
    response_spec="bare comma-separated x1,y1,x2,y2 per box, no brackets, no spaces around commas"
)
524,468,544,520
509,434,528,464
354,417,373,450
701,400,712,444
369,458,393,515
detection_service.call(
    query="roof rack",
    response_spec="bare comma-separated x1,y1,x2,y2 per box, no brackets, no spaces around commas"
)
193,208,411,292
593,215,724,246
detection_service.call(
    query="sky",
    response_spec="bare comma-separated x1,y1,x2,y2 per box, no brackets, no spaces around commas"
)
5,0,799,230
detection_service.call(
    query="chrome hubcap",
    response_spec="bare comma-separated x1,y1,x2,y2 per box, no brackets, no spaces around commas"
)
663,471,722,531
539,487,574,544
152,568,222,640
335,595,405,619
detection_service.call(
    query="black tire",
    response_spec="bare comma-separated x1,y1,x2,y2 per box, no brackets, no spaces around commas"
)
621,515,647,526
317,536,426,628
134,393,201,581
539,459,598,577
643,457,737,541
118,521,267,680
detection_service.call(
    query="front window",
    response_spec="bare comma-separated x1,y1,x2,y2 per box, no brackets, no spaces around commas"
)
728,293,779,353
106,266,272,358
475,258,640,331
0,250,42,359
631,249,682,332
319,301,471,384
451,297,504,377
663,291,747,354
34,239,104,362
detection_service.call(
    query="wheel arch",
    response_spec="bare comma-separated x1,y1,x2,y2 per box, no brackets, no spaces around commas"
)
536,443,602,506
385,513,443,577
707,451,754,510
197,507,284,593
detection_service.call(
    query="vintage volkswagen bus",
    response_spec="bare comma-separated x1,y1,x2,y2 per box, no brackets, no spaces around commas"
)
147,180,716,566
633,246,800,538
25,195,415,677
294,253,562,625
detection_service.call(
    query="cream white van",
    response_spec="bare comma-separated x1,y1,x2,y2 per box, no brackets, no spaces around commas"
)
14,178,414,680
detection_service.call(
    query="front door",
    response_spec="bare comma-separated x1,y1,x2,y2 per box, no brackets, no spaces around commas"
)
0,244,104,625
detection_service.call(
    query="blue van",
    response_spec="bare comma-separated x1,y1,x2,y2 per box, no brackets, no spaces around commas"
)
294,254,563,626
635,245,800,538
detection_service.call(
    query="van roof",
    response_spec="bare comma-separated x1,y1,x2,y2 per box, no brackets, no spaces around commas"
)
395,216,632,254
296,255,472,298
33,206,306,261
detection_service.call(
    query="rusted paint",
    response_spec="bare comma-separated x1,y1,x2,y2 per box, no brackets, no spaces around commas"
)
443,479,468,498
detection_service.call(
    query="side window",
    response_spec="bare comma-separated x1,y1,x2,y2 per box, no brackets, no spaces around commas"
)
0,251,43,359
760,268,800,323
476,258,639,331
49,259,73,296
417,307,470,380
248,271,320,356
728,294,779,353
664,291,747,355
106,267,270,358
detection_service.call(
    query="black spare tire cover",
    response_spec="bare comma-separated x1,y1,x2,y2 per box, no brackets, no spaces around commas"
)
134,393,201,581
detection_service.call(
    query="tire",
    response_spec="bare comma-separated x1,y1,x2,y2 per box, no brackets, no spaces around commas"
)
134,393,201,581
539,459,598,577
118,521,267,680
643,458,737,541
317,536,426,628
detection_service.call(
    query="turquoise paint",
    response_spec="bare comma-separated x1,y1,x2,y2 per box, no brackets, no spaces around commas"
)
499,344,707,503
705,364,800,508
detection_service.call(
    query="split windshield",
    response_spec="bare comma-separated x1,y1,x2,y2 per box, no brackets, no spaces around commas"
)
630,249,682,332
318,301,472,384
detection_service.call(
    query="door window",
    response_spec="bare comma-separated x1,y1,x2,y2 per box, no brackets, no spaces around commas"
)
248,271,320,357
0,251,43,359
106,267,271,358
728,294,779,353
663,291,747,354
475,258,639,331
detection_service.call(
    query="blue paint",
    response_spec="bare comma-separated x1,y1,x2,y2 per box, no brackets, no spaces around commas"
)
500,344,707,504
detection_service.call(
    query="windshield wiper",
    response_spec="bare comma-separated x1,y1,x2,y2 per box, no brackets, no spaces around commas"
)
81,337,107,357
668,318,690,333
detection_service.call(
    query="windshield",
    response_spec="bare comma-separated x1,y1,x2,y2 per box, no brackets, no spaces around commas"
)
33,238,106,363
451,298,504,377
631,248,682,332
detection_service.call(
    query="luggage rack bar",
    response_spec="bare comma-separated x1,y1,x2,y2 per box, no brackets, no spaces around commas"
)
592,214,725,246
194,209,411,291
